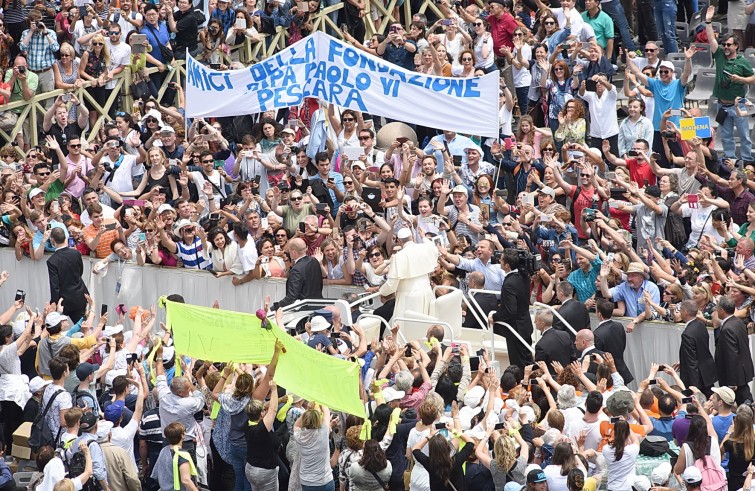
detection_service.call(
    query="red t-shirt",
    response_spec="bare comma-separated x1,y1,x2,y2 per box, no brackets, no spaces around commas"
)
569,186,603,239
626,158,657,187
487,12,518,52
0,82,9,105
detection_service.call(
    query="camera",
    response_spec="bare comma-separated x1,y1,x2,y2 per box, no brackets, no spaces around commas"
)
660,130,677,141
36,21,46,30
584,209,598,222
17,66,25,74
515,250,541,275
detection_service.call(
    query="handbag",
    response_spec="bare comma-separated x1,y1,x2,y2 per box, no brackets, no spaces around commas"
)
369,469,390,491
145,23,174,64
130,75,150,101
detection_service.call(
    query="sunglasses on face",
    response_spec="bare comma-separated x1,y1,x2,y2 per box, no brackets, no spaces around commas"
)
37,172,51,176
344,180,353,184
27,154,38,158
554,67,564,71
543,20,555,25
368,252,382,258
109,31,120,35
342,118,355,122
201,159,215,164
146,229,156,233
146,117,158,123
290,196,303,201
68,143,81,148
60,53,72,57
358,135,371,140
275,233,287,238
659,69,671,74
513,32,523,36
92,42,104,46
580,173,590,177
473,22,483,26
542,148,554,152
644,48,656,52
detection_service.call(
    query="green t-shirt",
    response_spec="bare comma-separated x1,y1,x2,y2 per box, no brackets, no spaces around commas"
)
582,10,614,50
713,49,754,100
282,203,315,235
3,70,39,114
31,182,64,203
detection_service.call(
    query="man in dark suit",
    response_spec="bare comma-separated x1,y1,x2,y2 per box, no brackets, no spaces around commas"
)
593,299,634,384
534,309,576,375
46,228,89,322
463,272,498,329
553,282,591,338
715,296,754,404
575,329,605,377
490,249,534,369
275,238,323,309
678,300,716,397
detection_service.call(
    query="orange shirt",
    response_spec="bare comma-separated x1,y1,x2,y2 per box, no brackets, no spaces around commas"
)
598,420,647,451
83,219,119,259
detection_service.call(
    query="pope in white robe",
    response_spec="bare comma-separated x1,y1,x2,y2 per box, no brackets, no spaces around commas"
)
379,228,439,323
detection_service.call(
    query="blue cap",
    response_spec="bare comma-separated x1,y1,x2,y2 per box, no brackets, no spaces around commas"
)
104,400,125,423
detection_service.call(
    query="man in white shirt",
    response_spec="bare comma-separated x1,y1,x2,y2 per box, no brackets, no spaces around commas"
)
108,0,143,41
577,73,619,153
105,369,145,473
104,24,131,109
92,136,146,194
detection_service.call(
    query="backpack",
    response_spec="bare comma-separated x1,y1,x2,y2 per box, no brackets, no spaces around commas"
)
29,389,64,453
694,455,727,491
71,389,97,411
67,440,103,491
639,435,670,457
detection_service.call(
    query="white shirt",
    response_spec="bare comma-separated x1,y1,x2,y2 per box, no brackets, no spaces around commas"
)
108,10,143,42
580,87,619,138
103,153,137,193
237,239,259,273
72,19,100,54
105,40,131,89
679,203,722,249
110,417,139,472
552,7,584,32
81,203,116,226
602,442,639,490
512,43,532,88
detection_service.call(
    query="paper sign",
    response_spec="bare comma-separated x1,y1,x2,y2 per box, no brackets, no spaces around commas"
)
679,117,712,140
163,299,365,417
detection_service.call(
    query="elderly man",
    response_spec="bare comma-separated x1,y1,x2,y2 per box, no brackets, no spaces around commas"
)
438,239,504,292
575,329,604,376
274,238,323,309
438,184,483,245
553,281,590,336
379,228,439,322
599,261,660,329
731,237,755,276
154,344,204,462
534,309,576,375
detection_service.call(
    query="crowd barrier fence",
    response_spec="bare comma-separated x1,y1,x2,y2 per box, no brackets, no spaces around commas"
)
1,248,751,394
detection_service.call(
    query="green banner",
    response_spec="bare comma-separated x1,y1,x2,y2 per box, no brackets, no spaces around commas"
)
162,298,365,417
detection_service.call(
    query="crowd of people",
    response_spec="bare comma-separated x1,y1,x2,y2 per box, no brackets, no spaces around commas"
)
2,0,755,488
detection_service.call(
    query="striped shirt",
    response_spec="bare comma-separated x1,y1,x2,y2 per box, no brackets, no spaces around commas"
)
138,408,163,444
176,236,211,270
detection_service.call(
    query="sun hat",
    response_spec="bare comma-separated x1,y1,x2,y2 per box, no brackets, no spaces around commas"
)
309,315,330,332
626,262,649,279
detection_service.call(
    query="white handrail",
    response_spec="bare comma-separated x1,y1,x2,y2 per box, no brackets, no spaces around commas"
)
356,314,406,344
533,302,578,337
489,312,536,355
393,317,455,343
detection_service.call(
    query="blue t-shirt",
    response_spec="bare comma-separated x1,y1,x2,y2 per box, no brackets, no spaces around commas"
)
32,220,69,253
649,416,676,441
307,333,332,351
646,78,686,128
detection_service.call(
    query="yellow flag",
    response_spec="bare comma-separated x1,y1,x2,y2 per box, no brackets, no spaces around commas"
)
162,298,365,417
